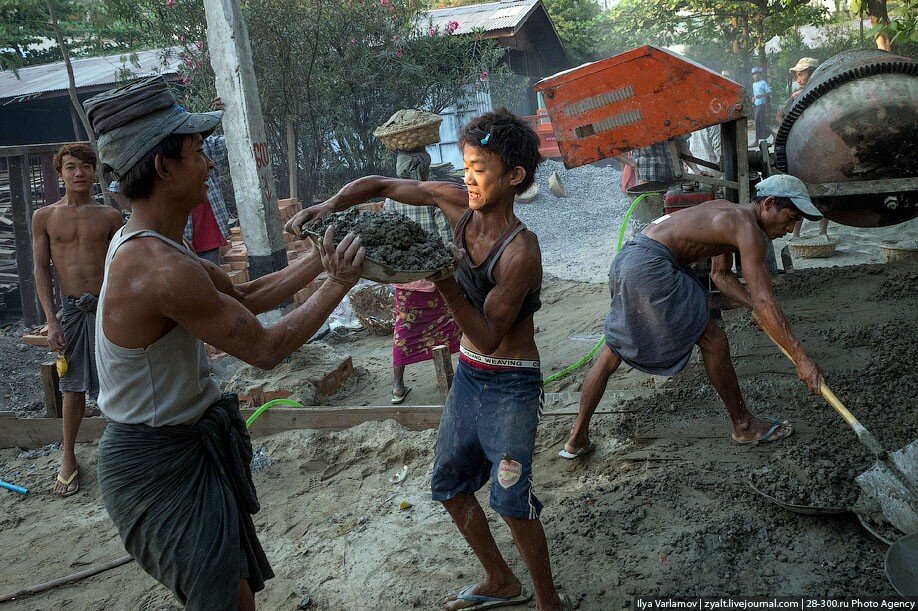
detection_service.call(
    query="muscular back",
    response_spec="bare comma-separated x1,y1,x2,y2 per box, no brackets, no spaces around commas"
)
34,201,123,296
643,200,764,266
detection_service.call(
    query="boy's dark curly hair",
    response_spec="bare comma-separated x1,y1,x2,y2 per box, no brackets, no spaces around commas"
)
458,108,543,194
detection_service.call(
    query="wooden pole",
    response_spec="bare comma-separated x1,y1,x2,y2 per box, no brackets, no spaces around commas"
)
431,345,454,403
0,555,133,604
203,0,287,321
40,360,63,418
9,155,42,327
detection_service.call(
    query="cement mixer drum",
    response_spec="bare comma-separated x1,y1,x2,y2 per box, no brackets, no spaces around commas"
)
774,49,918,227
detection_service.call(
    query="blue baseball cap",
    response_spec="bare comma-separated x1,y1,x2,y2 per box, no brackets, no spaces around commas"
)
755,174,822,220
751,67,763,74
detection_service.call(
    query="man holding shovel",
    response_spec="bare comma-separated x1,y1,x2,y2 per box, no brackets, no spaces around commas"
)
562,174,826,459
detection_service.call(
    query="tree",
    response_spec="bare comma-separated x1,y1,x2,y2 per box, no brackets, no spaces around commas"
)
541,0,607,62
1,0,150,71
103,0,504,204
602,0,827,83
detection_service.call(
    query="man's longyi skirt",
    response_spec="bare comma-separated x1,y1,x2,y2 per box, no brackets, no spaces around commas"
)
604,235,710,376
97,394,273,610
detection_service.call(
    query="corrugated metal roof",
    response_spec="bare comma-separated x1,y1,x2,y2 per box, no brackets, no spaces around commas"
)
423,0,540,36
0,48,180,102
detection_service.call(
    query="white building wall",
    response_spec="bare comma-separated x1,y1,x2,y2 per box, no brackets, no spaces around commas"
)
427,85,493,169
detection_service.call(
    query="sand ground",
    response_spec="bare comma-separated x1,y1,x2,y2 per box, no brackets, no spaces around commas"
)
0,222,916,609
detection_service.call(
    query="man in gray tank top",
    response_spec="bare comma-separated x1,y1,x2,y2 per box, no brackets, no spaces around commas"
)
84,77,364,610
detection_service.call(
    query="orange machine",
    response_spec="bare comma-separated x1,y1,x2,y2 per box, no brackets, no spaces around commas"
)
535,45,754,205
521,109,562,160
534,45,749,170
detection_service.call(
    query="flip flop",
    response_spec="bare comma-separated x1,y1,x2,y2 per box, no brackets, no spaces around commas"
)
447,585,532,610
391,387,412,405
54,469,80,497
733,419,793,445
558,440,596,460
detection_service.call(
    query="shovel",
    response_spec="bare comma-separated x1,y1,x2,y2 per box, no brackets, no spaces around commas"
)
760,327,918,537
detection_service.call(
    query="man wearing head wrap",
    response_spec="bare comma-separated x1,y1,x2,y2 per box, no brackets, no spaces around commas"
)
384,147,460,403
85,76,364,610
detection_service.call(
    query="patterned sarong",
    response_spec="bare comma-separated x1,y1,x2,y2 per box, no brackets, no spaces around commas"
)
393,287,461,367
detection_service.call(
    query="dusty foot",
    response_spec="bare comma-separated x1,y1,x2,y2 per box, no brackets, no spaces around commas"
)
731,416,793,444
444,579,523,611
52,456,80,496
562,432,590,456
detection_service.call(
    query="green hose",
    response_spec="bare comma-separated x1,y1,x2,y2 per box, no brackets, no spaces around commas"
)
245,398,304,428
542,191,656,386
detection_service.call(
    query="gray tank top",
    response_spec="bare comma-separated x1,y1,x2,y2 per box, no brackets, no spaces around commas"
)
95,227,221,426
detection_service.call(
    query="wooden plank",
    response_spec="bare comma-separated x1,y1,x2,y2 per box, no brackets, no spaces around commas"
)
431,345,454,403
0,142,89,159
242,405,443,437
40,360,63,417
0,413,106,450
806,177,918,198
8,155,42,327
0,405,445,449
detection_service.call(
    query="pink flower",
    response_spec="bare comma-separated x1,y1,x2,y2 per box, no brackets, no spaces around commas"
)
182,75,190,85
395,48,404,58
380,0,391,6
447,20,459,34
428,27,437,36
196,40,205,50
479,70,489,80
178,35,185,43
166,0,175,7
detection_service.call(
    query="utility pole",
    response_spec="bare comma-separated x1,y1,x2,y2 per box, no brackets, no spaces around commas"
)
202,0,287,310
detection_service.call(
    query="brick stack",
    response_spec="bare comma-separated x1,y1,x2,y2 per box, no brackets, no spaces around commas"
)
219,198,315,287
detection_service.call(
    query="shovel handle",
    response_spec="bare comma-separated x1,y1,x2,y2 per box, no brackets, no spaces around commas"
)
761,327,887,459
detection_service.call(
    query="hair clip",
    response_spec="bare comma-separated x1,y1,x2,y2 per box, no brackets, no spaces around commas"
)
480,133,491,146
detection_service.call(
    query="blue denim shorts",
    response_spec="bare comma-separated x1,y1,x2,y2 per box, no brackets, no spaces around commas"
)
430,360,544,519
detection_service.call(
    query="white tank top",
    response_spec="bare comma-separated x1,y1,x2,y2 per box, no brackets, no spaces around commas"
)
95,227,221,426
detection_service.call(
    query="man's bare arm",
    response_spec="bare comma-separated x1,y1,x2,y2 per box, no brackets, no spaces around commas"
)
200,247,324,314
709,253,753,309
31,209,65,351
433,239,538,354
736,226,824,393
158,232,363,369
286,176,468,237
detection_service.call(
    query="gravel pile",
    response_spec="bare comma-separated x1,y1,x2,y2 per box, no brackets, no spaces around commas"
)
515,159,632,283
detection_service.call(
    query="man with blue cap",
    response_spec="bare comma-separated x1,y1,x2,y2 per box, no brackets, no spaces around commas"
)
562,173,826,460
85,76,365,610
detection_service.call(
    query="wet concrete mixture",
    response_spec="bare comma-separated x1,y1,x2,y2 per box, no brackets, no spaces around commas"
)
311,208,453,271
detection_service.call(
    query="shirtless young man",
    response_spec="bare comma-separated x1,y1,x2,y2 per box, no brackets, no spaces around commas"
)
31,143,123,496
561,174,826,459
84,77,364,609
288,109,569,611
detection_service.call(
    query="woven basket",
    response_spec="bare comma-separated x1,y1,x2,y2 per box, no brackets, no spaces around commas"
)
788,237,839,259
374,110,442,152
880,243,918,263
349,284,395,335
